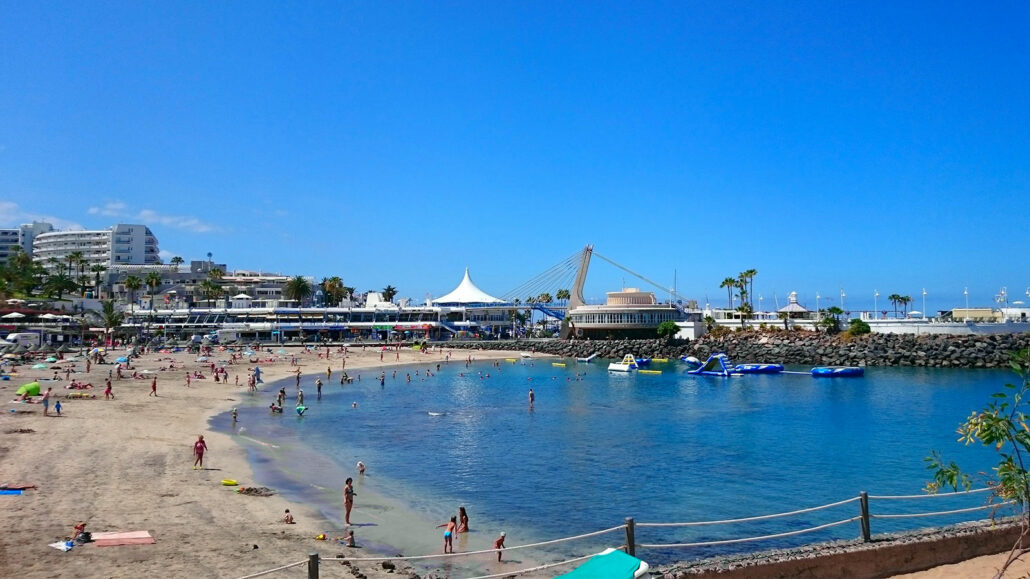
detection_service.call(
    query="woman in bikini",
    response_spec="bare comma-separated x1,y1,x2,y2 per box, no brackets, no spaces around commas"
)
343,478,355,525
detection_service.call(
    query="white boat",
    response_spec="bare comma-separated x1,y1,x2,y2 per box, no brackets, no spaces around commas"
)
608,354,638,372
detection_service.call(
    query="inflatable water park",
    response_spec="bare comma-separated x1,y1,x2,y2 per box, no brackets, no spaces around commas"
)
681,353,864,378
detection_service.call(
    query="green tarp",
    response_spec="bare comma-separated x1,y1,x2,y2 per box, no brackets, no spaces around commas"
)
16,382,40,396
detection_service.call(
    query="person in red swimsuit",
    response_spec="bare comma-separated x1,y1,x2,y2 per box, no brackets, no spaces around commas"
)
193,435,208,470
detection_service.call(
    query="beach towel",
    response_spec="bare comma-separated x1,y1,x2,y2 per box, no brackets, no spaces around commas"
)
92,530,155,547
49,541,74,552
0,489,23,495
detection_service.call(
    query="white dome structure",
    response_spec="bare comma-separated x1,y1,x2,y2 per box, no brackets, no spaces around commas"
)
432,269,504,305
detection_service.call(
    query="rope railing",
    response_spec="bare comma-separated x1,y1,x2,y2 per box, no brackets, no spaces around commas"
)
872,500,1017,520
320,524,626,563
869,487,993,500
463,552,602,579
637,496,861,528
237,487,1006,578
235,559,307,579
638,516,862,549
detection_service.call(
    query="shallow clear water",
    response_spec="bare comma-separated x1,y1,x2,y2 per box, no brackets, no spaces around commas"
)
213,358,1016,566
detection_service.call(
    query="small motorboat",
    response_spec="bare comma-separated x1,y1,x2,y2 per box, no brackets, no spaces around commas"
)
608,354,639,372
812,366,864,377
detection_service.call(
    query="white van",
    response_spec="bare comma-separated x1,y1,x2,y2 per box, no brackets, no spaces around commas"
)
5,332,41,347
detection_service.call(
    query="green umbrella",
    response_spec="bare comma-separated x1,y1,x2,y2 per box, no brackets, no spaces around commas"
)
32,363,48,369
45,357,58,363
16,382,40,396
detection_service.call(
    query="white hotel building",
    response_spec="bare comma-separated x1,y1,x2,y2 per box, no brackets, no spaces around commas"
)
33,224,160,271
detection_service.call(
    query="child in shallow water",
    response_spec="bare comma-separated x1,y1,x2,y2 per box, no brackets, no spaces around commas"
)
436,516,457,553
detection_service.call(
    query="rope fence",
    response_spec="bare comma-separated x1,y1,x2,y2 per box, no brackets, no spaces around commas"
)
237,487,1014,579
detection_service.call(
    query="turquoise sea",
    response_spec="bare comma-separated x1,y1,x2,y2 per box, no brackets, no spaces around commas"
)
212,358,1016,568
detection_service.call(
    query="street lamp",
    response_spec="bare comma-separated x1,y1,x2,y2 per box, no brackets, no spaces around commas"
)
922,288,927,319
964,287,969,321
816,292,821,315
840,289,846,311
874,290,879,319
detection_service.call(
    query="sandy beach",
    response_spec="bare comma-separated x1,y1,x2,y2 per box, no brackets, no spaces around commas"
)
0,342,1020,579
0,343,526,578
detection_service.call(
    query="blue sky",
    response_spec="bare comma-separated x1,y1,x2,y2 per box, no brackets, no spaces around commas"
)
1,2,1027,313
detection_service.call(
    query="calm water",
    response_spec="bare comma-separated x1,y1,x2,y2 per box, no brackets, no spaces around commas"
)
213,358,1015,565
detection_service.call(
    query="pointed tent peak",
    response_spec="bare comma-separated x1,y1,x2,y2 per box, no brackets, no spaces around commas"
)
432,269,505,305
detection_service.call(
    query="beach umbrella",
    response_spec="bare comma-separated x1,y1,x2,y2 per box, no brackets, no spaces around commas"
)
26,344,39,352
45,357,58,363
14,344,28,353
39,313,58,320
31,363,48,369
15,382,40,396
1,312,25,319
57,344,71,353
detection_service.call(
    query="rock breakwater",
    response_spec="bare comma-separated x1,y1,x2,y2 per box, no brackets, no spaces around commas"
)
445,332,1030,368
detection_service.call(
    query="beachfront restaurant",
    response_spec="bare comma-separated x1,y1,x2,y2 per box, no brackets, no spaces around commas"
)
566,288,702,339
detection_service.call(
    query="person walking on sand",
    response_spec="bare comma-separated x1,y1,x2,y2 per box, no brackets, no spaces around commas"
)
42,387,52,416
343,477,356,525
193,435,208,470
104,379,113,400
149,376,158,397
185,372,191,388
494,532,506,561
436,516,457,553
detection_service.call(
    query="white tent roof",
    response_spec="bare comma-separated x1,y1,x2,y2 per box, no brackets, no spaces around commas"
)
231,294,253,300
432,269,504,305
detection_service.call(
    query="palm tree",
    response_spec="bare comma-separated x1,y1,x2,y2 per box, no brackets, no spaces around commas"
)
900,295,912,315
720,277,737,309
43,272,77,300
537,292,553,304
556,289,571,303
322,276,345,305
743,269,758,308
100,300,124,346
735,303,753,330
283,276,312,305
66,251,83,277
777,311,790,331
90,264,107,298
170,256,185,267
888,294,902,317
124,275,143,310
381,285,398,303
145,272,162,305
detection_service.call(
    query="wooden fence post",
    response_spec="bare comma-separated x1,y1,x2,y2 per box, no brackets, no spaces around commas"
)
859,491,871,542
308,552,320,579
625,517,636,557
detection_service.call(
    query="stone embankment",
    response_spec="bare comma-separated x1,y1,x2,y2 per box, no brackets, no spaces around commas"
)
447,332,1030,368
